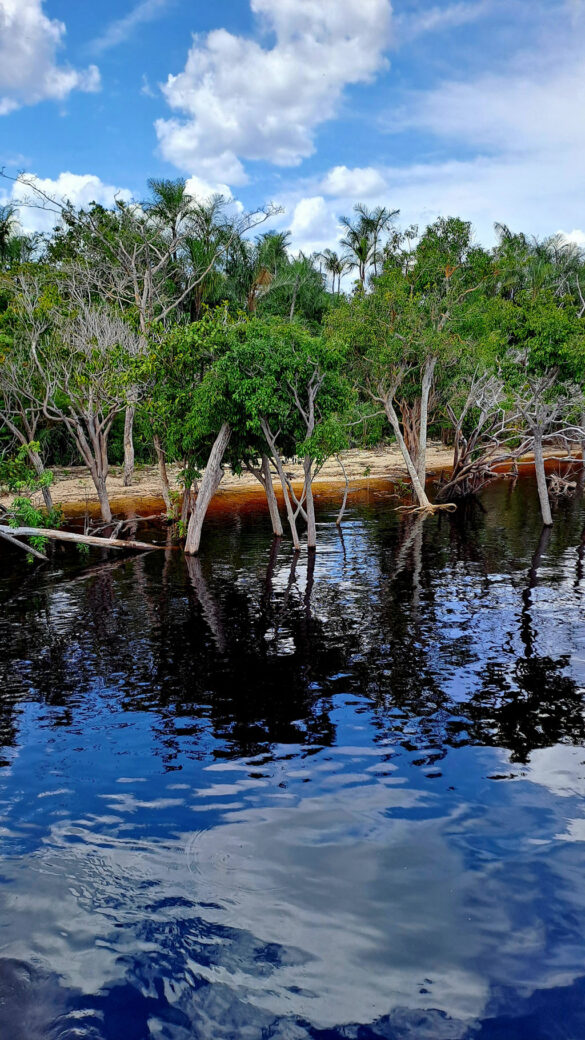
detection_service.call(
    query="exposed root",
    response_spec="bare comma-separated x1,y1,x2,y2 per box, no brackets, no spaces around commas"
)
396,502,457,515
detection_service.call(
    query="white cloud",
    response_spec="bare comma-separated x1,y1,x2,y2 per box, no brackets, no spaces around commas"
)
0,0,100,115
559,229,585,248
91,0,171,55
396,1,491,41
6,172,132,233
321,165,388,198
155,0,392,184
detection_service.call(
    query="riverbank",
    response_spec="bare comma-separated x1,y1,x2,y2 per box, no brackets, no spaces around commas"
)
1,443,454,515
1,442,582,517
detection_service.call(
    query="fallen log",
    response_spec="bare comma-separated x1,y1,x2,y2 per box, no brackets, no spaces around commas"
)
0,526,161,553
0,527,49,561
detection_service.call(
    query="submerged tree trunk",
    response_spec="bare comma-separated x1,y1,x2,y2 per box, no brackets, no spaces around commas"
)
184,423,231,555
122,404,136,486
262,454,284,537
153,433,172,515
383,397,431,509
533,428,553,526
303,456,317,548
260,420,300,551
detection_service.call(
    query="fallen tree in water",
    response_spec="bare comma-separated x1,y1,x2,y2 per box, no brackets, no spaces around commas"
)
0,525,159,556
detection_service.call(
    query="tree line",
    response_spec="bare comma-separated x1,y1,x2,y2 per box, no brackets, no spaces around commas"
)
1,173,585,556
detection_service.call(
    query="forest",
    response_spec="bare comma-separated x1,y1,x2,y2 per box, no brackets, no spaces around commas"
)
2,173,585,558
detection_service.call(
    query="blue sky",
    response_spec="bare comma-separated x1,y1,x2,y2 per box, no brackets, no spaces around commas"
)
1,0,584,251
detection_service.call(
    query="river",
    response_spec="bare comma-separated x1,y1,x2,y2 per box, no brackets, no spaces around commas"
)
1,477,585,1039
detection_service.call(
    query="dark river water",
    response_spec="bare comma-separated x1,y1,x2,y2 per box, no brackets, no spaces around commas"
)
2,478,585,1039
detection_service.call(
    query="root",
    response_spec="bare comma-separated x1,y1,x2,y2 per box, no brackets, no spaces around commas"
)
396,502,457,515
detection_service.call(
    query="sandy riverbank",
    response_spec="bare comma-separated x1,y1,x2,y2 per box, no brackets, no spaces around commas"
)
2,442,581,517
1,443,454,515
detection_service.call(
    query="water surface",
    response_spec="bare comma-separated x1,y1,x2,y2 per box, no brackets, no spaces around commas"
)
2,479,585,1039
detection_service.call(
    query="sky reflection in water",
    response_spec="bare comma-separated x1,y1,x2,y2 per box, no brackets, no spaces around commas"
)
1,479,585,1038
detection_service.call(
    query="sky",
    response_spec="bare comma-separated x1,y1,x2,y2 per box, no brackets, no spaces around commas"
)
1,0,584,253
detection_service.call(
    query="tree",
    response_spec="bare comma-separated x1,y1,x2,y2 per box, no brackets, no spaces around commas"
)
7,172,279,487
339,203,399,286
212,318,351,551
9,272,142,522
330,218,490,511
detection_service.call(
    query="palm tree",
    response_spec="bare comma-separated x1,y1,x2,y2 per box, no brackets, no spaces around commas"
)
339,203,399,285
0,204,17,266
319,248,349,294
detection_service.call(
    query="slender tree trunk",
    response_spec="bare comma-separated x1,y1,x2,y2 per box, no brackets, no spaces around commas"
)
417,357,437,486
260,420,300,550
28,447,54,512
383,398,431,508
336,454,350,526
184,423,231,554
580,410,585,465
122,404,136,486
533,428,553,526
153,433,172,515
303,456,317,548
262,454,283,537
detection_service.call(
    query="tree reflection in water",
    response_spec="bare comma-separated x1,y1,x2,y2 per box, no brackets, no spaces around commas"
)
1,477,585,1037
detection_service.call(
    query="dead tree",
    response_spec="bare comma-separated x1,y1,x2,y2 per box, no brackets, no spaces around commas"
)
16,275,143,523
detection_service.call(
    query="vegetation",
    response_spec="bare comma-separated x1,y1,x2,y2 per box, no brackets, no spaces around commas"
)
1,173,585,558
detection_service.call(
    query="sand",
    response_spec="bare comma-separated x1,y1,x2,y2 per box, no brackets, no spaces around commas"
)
0,443,454,515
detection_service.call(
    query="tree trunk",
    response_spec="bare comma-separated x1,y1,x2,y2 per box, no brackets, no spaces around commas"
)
29,447,54,512
184,423,231,554
153,433,172,515
383,398,431,508
1,526,156,551
303,455,317,548
262,454,283,537
417,357,437,486
95,471,112,524
260,420,300,551
122,404,136,486
533,429,553,526
581,410,585,465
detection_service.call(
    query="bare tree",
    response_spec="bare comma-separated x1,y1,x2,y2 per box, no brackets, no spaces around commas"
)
13,274,143,523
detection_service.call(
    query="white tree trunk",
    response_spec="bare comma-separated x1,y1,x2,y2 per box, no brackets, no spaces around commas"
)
260,420,300,550
533,429,553,526
122,404,136,486
184,423,231,554
303,456,317,548
417,357,436,486
262,454,283,537
384,398,431,508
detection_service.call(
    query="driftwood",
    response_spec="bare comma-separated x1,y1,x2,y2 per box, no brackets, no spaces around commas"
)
0,527,49,561
0,525,161,554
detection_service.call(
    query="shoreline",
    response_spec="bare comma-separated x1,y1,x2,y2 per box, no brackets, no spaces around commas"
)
1,442,582,518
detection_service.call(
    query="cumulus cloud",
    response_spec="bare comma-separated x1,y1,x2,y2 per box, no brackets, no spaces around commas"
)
320,165,388,198
155,0,392,184
6,172,132,233
0,0,100,115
